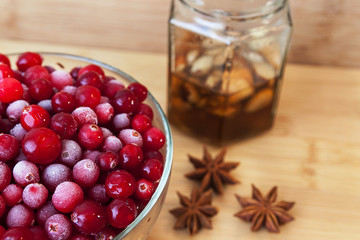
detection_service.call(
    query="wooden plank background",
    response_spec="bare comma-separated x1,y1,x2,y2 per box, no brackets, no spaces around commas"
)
0,0,359,67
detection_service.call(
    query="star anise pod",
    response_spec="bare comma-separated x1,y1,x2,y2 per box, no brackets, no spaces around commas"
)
234,184,295,233
185,146,240,194
169,187,218,235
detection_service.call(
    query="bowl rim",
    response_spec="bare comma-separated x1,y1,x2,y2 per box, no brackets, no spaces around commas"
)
7,52,174,238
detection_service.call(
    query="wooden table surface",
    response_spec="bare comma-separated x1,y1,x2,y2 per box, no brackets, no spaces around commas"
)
2,39,360,239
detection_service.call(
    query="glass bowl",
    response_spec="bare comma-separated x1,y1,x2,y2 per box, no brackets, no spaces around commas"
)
7,52,173,239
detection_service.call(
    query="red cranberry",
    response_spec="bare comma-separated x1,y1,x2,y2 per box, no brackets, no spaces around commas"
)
71,200,106,235
112,89,139,114
131,114,152,134
105,170,136,198
1,227,34,240
72,159,100,188
0,64,15,79
51,91,76,113
23,65,50,86
95,103,114,125
106,198,137,229
0,134,20,162
78,64,105,79
22,183,48,209
87,184,110,204
50,69,73,91
2,184,23,207
16,52,43,72
42,164,72,192
20,105,50,131
96,151,120,171
76,71,103,90
72,107,98,127
35,201,60,226
22,127,61,164
78,124,104,150
140,159,164,182
127,82,147,102
142,127,165,151
70,66,81,80
119,144,144,172
13,160,40,187
144,150,164,162
50,112,78,139
28,79,54,101
52,181,84,213
6,204,35,228
103,80,125,99
134,103,153,120
74,85,101,109
0,78,23,103
44,214,72,240
0,53,11,66
20,83,32,103
134,178,155,201
0,162,11,191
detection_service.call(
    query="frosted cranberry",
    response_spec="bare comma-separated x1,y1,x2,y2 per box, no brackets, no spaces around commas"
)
143,127,165,151
36,201,59,226
51,91,76,113
59,139,82,166
13,161,40,187
76,71,103,90
0,64,15,79
119,144,144,172
0,119,14,134
70,66,81,80
101,136,123,152
73,159,100,188
62,85,77,95
1,227,34,240
71,200,106,235
78,64,105,79
78,124,104,150
119,129,143,147
95,103,114,125
50,70,73,90
6,204,35,228
29,226,48,240
103,80,125,99
72,107,98,127
50,113,78,139
82,149,101,162
113,113,131,131
106,198,137,229
0,194,5,217
96,151,120,171
134,178,154,201
23,65,50,86
70,234,92,240
0,53,11,66
44,214,72,240
112,89,139,114
2,184,23,207
100,127,113,139
37,99,53,113
128,82,147,102
52,181,84,213
95,227,117,240
22,128,61,164
28,79,53,101
87,184,110,204
16,52,43,72
105,170,136,198
144,150,164,162
131,114,152,134
0,162,11,191
0,134,19,162
0,78,23,103
22,183,48,209
20,105,50,131
140,159,163,182
42,164,72,192
134,103,153,120
6,100,30,123
74,85,101,109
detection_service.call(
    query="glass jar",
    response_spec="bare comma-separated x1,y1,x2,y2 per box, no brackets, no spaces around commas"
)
167,0,292,145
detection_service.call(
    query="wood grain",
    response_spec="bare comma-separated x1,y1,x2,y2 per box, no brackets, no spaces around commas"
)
1,39,360,239
0,0,359,67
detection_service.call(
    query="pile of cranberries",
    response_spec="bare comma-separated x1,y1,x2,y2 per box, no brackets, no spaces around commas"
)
0,52,166,240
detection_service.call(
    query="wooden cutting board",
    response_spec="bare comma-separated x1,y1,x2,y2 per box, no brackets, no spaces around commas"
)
2,39,360,239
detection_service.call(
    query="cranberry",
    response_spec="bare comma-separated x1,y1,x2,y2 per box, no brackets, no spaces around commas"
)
72,159,100,188
96,151,120,171
105,170,136,198
6,204,35,228
94,227,117,240
106,198,137,229
44,65,56,73
42,164,72,192
0,101,8,117
87,184,110,204
20,84,32,103
1,227,34,240
22,183,48,209
52,181,84,213
0,53,11,66
140,159,164,182
28,79,54,101
0,162,11,191
50,69,73,91
13,160,40,187
16,52,43,72
78,64,105,79
0,64,15,79
29,226,48,240
95,103,114,125
2,184,23,207
101,135,123,153
22,127,61,164
76,71,103,90
112,89,139,114
100,127,113,139
142,127,165,151
44,214,72,240
72,107,98,127
35,201,59,226
74,85,101,109
78,124,104,150
70,66,81,80
51,91,76,113
0,134,20,162
58,139,82,167
131,114,152,134
134,103,153,120
0,78,23,103
20,105,50,131
23,65,50,86
134,178,154,201
113,113,131,131
119,144,144,172
103,80,125,99
0,119,14,134
71,200,106,235
144,150,164,162
50,112,78,139
62,85,77,95
82,149,101,162
37,99,53,113
127,82,147,102
6,100,30,123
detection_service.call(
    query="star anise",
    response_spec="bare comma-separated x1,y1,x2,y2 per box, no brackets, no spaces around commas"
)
185,146,240,194
234,184,295,233
169,187,218,235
